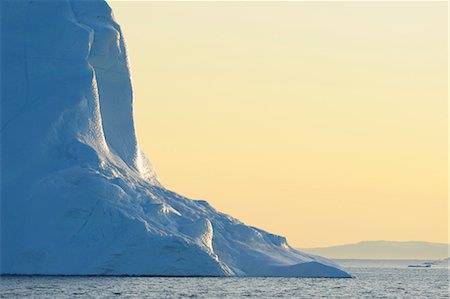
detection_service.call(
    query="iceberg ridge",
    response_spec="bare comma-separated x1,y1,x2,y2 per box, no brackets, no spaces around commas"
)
0,0,350,278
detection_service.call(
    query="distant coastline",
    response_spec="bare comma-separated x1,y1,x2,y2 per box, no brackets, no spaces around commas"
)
299,241,449,260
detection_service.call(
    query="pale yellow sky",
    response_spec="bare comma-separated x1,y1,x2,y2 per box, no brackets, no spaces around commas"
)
109,1,448,247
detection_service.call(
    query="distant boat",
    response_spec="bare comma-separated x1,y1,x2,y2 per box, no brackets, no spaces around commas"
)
408,264,431,268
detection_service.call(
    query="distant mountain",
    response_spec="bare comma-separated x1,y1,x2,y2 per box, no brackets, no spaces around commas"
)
299,241,449,260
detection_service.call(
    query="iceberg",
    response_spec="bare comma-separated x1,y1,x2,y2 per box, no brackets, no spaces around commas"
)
0,0,350,278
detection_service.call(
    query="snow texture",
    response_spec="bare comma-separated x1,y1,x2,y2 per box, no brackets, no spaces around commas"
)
0,0,350,278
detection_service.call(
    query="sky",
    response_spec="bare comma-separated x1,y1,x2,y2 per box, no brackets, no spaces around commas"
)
108,1,448,248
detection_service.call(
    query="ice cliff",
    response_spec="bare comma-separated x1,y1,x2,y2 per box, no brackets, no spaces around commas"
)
0,0,350,277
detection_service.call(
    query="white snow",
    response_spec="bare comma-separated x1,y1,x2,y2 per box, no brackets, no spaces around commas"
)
0,0,350,278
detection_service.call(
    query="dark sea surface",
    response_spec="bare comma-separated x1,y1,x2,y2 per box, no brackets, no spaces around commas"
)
1,260,448,298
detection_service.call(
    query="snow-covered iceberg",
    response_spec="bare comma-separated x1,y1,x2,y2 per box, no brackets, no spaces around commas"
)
0,0,350,278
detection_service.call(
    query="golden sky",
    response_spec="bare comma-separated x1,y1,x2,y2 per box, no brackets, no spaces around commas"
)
109,1,448,247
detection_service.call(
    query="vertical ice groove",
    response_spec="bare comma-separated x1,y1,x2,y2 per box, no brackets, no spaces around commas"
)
69,0,158,183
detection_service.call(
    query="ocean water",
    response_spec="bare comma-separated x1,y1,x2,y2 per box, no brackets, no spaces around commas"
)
1,260,448,298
